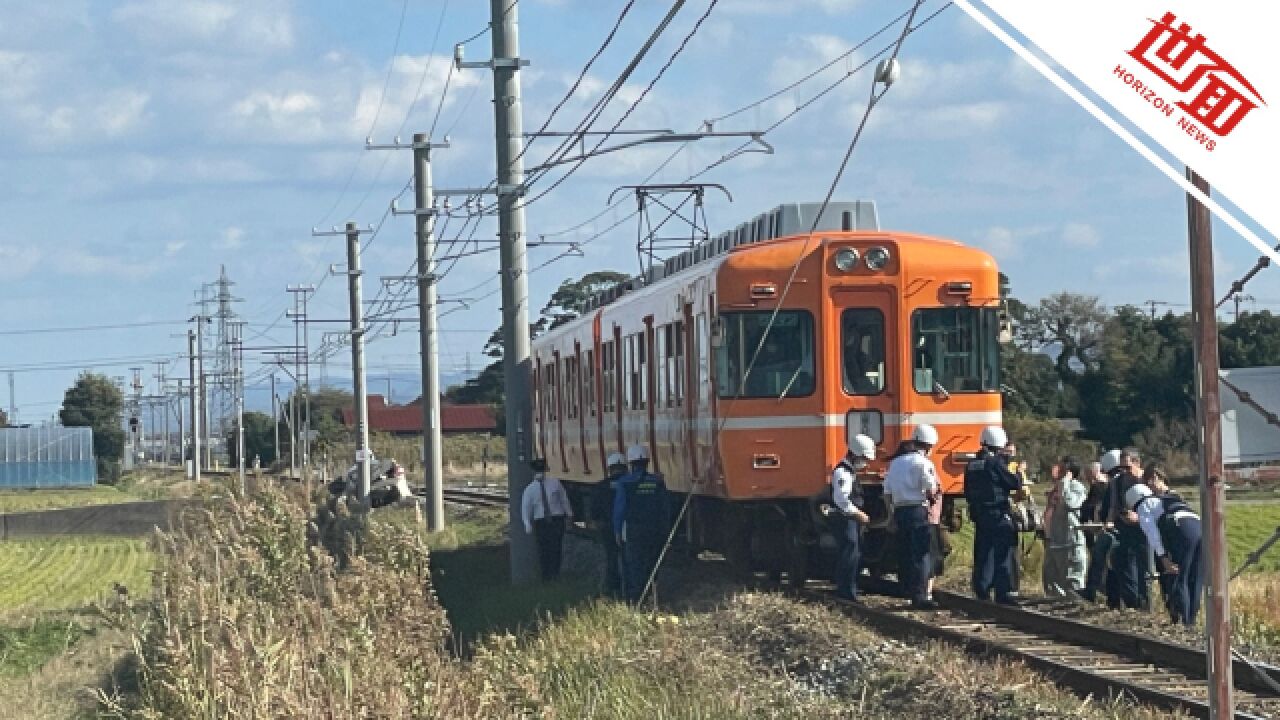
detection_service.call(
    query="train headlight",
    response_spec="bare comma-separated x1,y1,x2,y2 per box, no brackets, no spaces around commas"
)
865,246,890,271
834,247,860,272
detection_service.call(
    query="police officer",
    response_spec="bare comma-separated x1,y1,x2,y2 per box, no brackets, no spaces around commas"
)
831,434,876,602
591,452,629,597
1106,448,1150,610
1132,473,1203,625
964,426,1021,605
1080,450,1121,602
884,425,940,610
613,445,669,604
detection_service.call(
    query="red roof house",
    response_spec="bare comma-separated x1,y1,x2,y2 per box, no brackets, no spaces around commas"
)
341,395,497,436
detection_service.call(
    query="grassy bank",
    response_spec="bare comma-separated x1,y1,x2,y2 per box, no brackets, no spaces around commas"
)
0,538,153,614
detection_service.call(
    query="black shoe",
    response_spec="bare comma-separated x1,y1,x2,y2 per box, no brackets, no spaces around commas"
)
974,593,990,602
995,595,1019,607
1078,588,1096,602
911,598,939,610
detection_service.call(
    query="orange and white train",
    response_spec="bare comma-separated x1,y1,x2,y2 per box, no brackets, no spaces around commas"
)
530,201,1005,580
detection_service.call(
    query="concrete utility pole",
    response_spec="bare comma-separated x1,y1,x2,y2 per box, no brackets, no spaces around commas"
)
188,328,202,483
271,373,279,469
230,321,246,493
345,223,372,502
314,222,374,501
1186,167,1233,718
490,0,536,584
415,133,447,532
366,131,451,530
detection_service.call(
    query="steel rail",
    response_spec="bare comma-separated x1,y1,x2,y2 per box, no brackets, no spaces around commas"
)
800,586,1280,719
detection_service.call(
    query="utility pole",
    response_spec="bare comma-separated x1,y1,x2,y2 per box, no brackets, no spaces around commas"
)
1232,293,1254,323
414,133,447,532
314,222,374,501
366,131,451,530
7,371,15,425
1186,167,1233,718
490,0,536,583
230,321,246,493
188,328,202,483
271,373,279,469
287,285,315,478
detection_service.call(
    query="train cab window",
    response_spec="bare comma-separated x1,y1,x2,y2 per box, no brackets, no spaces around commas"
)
841,309,886,395
911,307,1001,394
715,310,816,399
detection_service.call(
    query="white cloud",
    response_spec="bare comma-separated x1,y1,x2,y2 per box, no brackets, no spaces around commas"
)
0,242,41,279
219,227,246,250
1062,222,1100,248
164,241,187,257
61,249,162,280
112,0,294,53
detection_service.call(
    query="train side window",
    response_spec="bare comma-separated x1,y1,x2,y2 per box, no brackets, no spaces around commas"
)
547,362,556,421
567,358,577,420
841,308,886,395
696,313,709,405
673,320,684,406
585,350,595,417
602,342,614,412
656,326,667,410
623,335,634,410
638,332,648,410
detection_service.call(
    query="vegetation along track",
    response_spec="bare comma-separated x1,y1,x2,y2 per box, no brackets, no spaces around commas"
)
801,586,1280,719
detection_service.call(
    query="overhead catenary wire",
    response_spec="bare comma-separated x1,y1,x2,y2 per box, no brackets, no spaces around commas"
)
1217,241,1280,309
313,0,414,229
0,320,187,336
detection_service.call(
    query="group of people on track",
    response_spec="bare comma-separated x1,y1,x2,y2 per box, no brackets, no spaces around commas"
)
830,425,1204,626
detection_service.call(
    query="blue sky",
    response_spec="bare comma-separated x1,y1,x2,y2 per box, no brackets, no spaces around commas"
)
1,0,1276,423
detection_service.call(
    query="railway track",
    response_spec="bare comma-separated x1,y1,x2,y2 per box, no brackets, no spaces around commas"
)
802,586,1280,719
438,487,508,509
429,486,1280,716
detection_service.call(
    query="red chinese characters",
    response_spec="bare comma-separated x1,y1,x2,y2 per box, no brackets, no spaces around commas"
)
1128,11,1265,137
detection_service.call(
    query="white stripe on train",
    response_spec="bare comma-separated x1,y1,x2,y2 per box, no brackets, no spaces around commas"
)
564,410,1002,436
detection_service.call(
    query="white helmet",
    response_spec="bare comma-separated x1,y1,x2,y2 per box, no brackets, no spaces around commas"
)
848,434,876,460
606,452,627,468
1125,483,1153,509
626,444,650,463
979,426,1008,449
1100,449,1123,473
912,424,939,446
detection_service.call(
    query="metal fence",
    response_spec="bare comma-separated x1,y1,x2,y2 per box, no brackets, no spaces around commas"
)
0,425,97,488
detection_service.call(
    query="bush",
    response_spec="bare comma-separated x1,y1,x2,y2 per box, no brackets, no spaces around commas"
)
104,484,472,718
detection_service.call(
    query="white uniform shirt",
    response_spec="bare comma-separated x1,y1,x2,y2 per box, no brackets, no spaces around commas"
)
831,460,861,516
520,474,574,533
882,451,938,507
1135,495,1196,557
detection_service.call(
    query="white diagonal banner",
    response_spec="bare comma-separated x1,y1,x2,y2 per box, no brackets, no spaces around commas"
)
956,0,1280,266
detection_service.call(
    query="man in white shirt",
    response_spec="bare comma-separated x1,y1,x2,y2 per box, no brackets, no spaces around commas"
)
831,434,876,602
1128,475,1203,626
883,425,940,609
521,458,574,580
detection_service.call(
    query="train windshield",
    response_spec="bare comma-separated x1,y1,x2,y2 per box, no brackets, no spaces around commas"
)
911,307,1001,394
716,310,816,399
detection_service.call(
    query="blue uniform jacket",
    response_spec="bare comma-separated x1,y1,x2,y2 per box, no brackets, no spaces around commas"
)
963,450,1020,523
612,469,666,539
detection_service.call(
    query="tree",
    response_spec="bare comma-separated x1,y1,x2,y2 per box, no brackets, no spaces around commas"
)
59,372,125,484
226,411,277,468
280,387,354,453
1019,292,1108,383
539,270,629,330
1220,310,1280,368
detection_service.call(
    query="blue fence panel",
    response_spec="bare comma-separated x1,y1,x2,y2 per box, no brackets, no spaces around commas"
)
0,425,97,488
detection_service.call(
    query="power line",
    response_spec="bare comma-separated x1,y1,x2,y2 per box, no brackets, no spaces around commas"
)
0,320,186,337
313,0,413,228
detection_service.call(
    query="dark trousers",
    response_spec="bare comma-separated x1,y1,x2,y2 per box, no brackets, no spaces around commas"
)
534,516,566,581
1107,530,1150,610
894,506,930,603
622,532,663,604
1165,519,1203,626
1083,530,1115,600
599,524,622,596
834,519,863,600
972,514,1017,601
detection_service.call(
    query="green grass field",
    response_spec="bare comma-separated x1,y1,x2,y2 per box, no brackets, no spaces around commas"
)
0,538,153,614
0,487,135,514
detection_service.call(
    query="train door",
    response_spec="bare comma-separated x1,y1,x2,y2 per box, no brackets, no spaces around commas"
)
831,286,901,469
